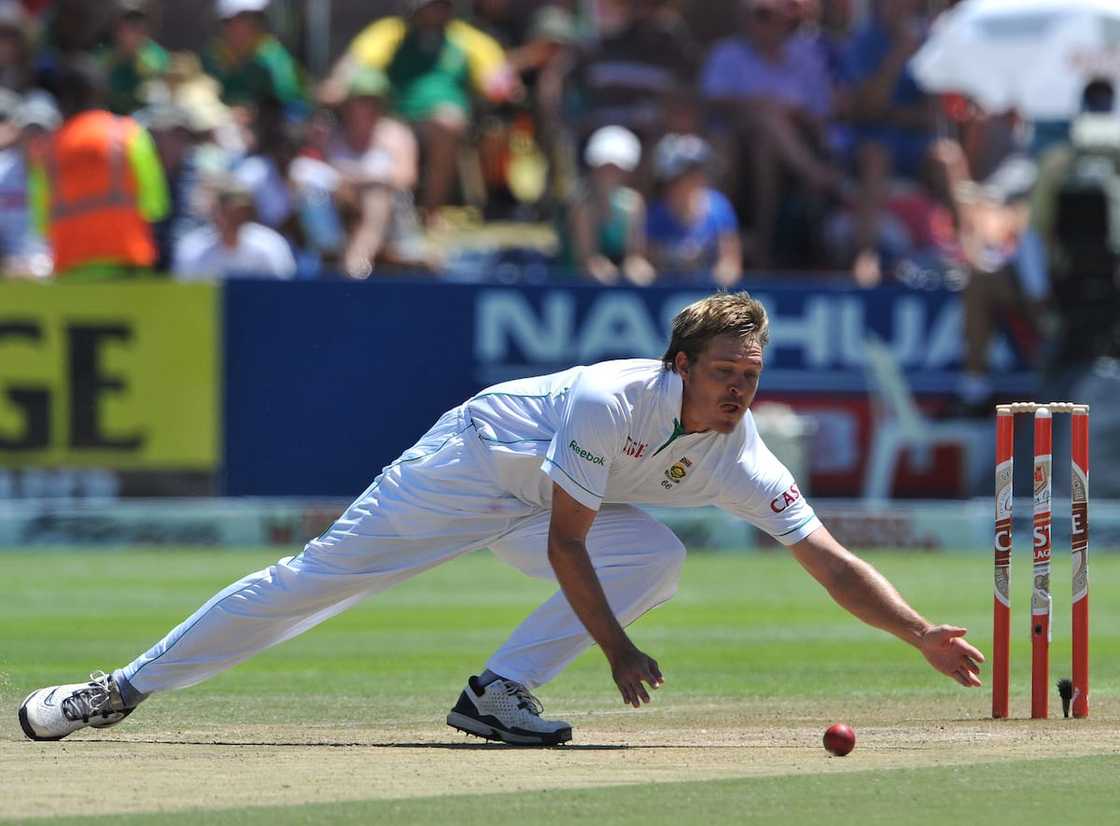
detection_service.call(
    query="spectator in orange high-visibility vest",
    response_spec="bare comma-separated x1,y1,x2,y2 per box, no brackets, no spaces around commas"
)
29,57,169,278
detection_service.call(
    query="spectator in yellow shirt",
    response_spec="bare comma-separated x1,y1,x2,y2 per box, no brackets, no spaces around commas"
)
322,0,518,222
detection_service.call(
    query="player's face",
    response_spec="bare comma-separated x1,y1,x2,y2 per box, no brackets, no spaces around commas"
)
677,333,764,434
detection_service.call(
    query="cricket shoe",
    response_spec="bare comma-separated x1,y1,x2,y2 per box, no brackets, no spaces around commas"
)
19,671,135,741
447,676,572,746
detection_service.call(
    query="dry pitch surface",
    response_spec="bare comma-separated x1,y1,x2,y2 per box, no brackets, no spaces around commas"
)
3,697,1118,820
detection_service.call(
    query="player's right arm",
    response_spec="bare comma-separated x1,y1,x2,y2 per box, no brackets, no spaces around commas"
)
790,525,985,687
717,436,983,687
548,484,663,708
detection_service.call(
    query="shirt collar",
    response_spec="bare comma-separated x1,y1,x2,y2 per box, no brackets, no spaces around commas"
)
658,367,683,421
650,368,686,457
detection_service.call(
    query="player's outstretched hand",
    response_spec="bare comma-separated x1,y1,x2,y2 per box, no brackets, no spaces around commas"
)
609,645,663,708
918,625,985,687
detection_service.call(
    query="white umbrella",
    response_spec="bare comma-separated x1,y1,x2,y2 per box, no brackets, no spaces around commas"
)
911,0,1120,120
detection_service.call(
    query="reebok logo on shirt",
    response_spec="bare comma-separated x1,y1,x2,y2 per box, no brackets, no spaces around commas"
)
569,440,605,465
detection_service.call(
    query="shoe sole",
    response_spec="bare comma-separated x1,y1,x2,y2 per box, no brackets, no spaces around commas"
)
446,711,572,746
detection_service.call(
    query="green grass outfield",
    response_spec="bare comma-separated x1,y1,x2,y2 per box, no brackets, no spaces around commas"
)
1,547,1117,824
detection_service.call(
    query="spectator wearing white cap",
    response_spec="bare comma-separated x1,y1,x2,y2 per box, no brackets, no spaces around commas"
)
562,125,653,285
203,0,305,114
646,133,742,286
172,174,296,280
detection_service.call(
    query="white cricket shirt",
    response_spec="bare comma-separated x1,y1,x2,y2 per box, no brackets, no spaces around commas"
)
466,359,821,546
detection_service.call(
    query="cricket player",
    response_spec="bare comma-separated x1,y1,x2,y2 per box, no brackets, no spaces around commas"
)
19,292,984,746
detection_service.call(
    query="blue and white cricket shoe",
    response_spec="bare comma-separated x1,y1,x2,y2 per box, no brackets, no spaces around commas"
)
19,671,135,741
447,676,572,746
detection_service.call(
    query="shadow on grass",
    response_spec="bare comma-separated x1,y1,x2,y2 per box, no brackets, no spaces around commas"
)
80,738,630,750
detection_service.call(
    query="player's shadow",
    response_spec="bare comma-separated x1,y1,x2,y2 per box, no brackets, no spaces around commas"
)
83,738,630,750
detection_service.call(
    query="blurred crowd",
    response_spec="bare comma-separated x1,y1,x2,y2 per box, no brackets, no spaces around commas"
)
0,0,1029,284
3,0,1119,411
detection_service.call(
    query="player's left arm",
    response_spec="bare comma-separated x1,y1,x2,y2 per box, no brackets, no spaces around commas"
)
548,484,663,708
790,526,986,687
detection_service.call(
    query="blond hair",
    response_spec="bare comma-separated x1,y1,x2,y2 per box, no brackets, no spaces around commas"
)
661,291,769,371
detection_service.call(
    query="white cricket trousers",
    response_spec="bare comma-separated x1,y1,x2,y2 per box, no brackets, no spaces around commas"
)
120,406,685,695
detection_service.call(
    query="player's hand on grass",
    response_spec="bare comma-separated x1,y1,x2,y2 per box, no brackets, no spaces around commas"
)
608,644,663,708
918,625,985,687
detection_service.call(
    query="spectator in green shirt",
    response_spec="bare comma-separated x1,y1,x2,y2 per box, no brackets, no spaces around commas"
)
203,0,305,116
103,0,170,116
321,0,519,222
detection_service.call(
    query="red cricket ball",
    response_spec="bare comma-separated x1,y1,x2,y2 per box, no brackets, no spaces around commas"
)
823,723,856,756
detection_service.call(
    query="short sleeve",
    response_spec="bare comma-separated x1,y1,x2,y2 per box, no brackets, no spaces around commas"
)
716,434,820,546
450,22,508,94
542,383,625,511
171,229,215,281
259,229,297,279
700,41,741,99
260,42,305,107
349,18,407,69
708,190,739,234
